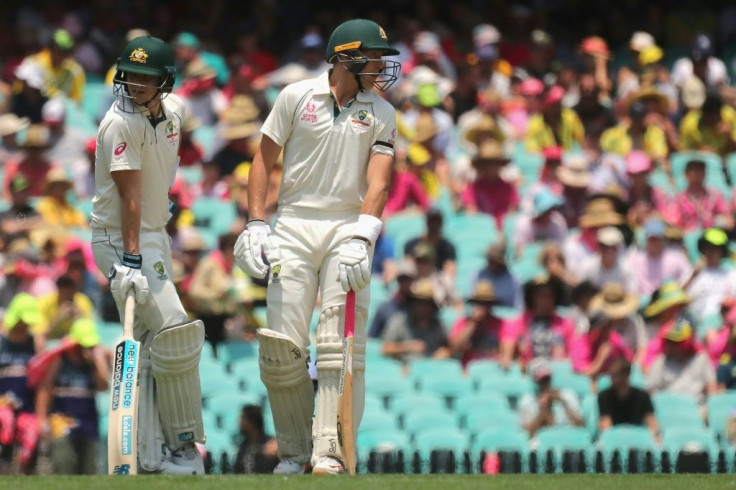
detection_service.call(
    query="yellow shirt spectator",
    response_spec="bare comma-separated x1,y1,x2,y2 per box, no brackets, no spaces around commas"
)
36,197,88,228
525,108,585,152
34,289,95,340
28,33,85,103
600,123,668,159
680,105,736,156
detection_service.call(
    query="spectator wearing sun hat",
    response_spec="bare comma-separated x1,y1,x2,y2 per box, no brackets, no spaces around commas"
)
579,36,612,99
25,29,85,103
513,187,568,256
35,168,87,228
525,85,585,152
599,99,669,161
460,139,518,228
563,198,625,270
587,282,646,360
647,315,716,408
684,228,736,319
0,113,29,162
449,281,505,367
579,226,635,291
0,293,43,472
3,124,56,199
557,154,593,228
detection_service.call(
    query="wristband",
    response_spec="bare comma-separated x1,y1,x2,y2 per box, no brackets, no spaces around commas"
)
122,252,142,269
353,214,382,245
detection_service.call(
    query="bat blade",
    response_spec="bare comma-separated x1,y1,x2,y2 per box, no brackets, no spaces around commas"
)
337,290,357,475
108,293,140,476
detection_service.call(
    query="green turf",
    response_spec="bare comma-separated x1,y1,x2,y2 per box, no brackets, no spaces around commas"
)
0,475,735,490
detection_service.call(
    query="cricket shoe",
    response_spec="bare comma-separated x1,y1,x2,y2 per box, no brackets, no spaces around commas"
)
273,456,307,474
139,459,202,475
169,442,205,475
312,456,346,475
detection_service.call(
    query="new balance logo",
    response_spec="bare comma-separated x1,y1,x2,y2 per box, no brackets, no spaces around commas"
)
112,464,131,475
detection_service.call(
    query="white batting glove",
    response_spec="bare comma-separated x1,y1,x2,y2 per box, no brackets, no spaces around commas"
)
109,253,150,305
338,238,371,292
234,220,278,279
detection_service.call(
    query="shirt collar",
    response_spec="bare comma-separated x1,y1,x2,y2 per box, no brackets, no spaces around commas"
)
313,70,372,102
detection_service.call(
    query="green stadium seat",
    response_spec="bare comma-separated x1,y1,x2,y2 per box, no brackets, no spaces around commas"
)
471,427,531,473
202,410,218,435
365,358,404,382
455,393,510,419
707,393,736,447
365,338,384,359
200,374,241,401
597,425,661,473
218,340,258,369
384,212,426,257
364,393,384,413
552,373,593,400
662,427,720,473
403,408,458,438
416,373,474,408
462,408,519,433
360,409,399,433
192,125,220,160
82,81,108,122
549,359,573,377
477,375,534,407
656,406,705,430
412,427,469,474
534,426,594,474
408,358,463,381
466,360,505,381
447,214,498,261
204,430,237,474
191,197,238,236
652,393,699,415
357,428,411,474
179,165,203,185
581,394,599,440
365,375,414,406
208,393,262,433
389,393,445,415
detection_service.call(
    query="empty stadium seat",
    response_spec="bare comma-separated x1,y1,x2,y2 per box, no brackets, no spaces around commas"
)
597,425,661,473
662,427,720,473
403,408,458,438
360,409,399,433
534,426,594,473
357,428,411,474
472,427,531,473
415,373,474,407
208,393,262,432
454,393,511,420
412,427,470,474
462,409,519,433
408,358,464,381
552,373,593,400
389,393,446,420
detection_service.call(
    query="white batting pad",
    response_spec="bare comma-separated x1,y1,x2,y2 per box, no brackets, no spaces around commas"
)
137,353,166,471
149,320,205,450
257,328,314,459
312,306,366,465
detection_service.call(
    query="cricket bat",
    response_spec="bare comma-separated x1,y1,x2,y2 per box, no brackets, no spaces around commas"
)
337,290,357,475
108,291,140,475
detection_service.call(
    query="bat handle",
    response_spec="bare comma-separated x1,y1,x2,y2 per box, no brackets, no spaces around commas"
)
123,290,136,338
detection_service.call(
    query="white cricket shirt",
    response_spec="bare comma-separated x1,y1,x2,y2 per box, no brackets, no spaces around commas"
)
261,70,397,212
91,94,185,230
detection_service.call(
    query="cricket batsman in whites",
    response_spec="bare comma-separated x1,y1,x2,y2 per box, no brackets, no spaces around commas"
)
234,19,400,475
91,36,206,474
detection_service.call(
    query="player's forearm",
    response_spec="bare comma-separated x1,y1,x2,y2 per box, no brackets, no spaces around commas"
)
112,170,142,254
248,135,281,221
361,152,393,218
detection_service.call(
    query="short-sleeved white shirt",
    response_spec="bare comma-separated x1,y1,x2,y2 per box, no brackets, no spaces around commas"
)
261,71,397,212
92,94,185,230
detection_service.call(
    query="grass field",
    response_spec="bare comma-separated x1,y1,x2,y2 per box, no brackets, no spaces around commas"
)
1,475,735,490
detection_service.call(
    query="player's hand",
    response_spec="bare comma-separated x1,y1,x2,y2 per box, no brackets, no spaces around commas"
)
338,238,371,292
109,253,150,305
234,220,278,279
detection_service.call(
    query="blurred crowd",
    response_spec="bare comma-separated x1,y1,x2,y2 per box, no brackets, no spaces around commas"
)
1,0,736,475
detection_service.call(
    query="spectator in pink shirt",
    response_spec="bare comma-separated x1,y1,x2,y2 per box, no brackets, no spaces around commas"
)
557,154,592,228
670,158,731,231
449,281,503,368
624,151,672,228
499,275,575,369
705,301,736,368
460,139,518,228
626,218,693,296
640,281,692,370
571,306,634,379
383,143,431,217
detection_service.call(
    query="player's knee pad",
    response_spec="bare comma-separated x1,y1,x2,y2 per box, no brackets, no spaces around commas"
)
257,328,314,459
137,352,166,471
149,319,205,450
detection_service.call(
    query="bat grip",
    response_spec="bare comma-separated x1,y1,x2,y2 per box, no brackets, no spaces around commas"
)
123,290,136,338
345,290,356,337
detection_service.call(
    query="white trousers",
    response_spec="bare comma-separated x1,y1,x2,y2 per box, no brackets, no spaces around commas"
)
265,207,370,463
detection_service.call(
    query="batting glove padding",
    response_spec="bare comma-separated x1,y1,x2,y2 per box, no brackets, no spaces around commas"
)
338,238,371,292
234,221,277,279
109,263,150,305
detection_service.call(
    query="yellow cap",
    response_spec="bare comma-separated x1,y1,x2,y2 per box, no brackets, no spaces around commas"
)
4,293,42,331
407,143,431,166
68,318,100,348
639,45,663,65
